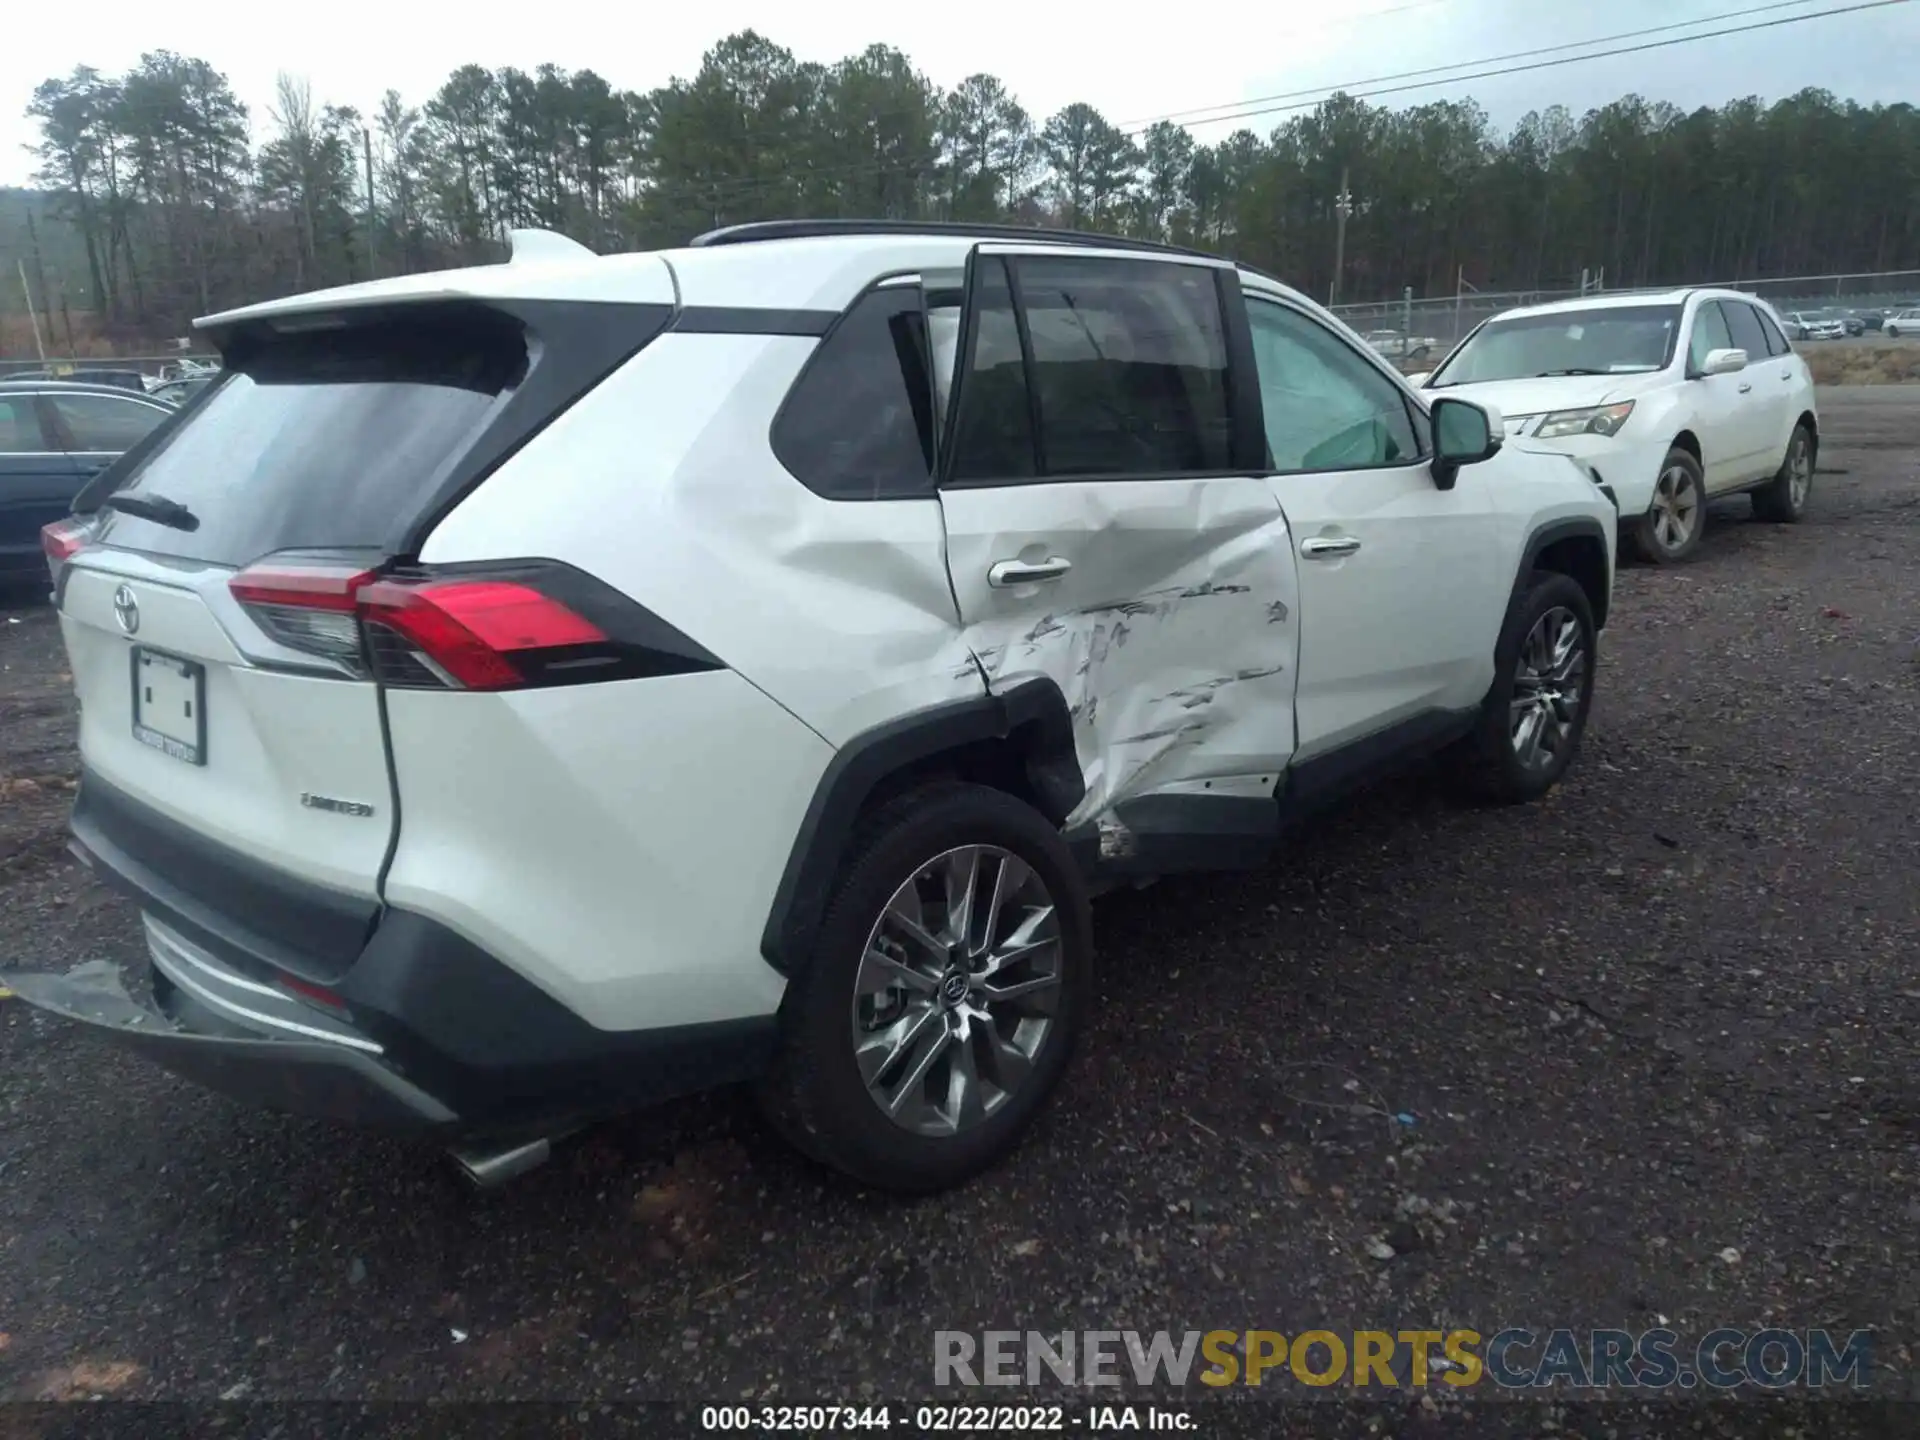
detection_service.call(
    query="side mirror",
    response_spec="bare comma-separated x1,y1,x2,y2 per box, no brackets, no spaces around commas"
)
1404,371,1432,388
1430,397,1501,490
1700,347,1748,377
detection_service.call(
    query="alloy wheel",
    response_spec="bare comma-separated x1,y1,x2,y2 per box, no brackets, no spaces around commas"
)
1788,434,1813,509
1509,606,1588,772
1650,463,1701,554
850,845,1063,1137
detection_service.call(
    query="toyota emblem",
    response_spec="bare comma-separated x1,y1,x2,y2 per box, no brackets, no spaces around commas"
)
112,584,140,635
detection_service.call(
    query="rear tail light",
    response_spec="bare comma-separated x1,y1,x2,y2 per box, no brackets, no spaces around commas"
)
227,557,713,692
42,517,96,591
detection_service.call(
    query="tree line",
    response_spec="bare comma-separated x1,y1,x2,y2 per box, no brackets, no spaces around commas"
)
19,34,1920,340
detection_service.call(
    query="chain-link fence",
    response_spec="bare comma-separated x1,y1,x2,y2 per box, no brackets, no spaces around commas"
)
1328,270,1920,358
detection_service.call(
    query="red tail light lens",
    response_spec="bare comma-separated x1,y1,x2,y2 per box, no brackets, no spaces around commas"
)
42,518,93,565
357,578,608,690
226,559,664,692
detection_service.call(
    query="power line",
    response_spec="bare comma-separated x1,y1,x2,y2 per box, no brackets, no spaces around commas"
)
658,0,1909,208
1135,0,1827,130
1112,0,1456,128
1151,0,1915,135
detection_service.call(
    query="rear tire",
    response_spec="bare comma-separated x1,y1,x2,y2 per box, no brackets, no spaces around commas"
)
1751,423,1815,524
1449,571,1597,806
758,782,1092,1195
1625,447,1706,564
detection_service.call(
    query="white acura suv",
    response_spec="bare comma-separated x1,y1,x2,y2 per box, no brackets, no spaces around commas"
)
18,221,1615,1194
1417,289,1819,563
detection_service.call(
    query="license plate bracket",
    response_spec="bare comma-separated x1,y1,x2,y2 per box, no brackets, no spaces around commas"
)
130,647,207,766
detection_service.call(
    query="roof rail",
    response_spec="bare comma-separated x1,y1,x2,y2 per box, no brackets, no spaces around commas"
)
688,219,1217,260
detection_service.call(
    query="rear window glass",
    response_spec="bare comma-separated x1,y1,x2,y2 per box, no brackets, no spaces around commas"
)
94,314,526,566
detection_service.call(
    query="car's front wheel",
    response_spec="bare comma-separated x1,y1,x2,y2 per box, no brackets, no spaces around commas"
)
1450,570,1598,805
760,782,1092,1194
1626,447,1707,564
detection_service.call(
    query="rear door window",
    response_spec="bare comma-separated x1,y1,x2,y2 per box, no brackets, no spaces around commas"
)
1015,254,1234,477
944,253,1236,483
43,392,169,452
94,313,526,566
1722,302,1771,362
1755,308,1792,357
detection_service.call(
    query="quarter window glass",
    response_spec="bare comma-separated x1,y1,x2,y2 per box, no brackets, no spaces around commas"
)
773,286,935,501
1246,300,1419,471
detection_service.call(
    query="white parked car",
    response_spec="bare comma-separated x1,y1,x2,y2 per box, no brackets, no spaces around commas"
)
1420,289,1819,563
1885,309,1920,338
19,221,1615,1194
1364,327,1439,361
1782,310,1845,342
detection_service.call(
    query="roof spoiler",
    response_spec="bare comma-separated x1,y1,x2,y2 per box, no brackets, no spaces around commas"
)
507,228,596,263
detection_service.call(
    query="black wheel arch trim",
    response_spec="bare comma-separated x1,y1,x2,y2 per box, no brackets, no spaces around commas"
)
759,676,1083,976
1510,514,1612,633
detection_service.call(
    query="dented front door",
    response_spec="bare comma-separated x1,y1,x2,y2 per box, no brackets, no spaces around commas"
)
934,246,1299,829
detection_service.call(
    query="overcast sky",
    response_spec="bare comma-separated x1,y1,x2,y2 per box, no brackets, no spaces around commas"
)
4,0,1914,184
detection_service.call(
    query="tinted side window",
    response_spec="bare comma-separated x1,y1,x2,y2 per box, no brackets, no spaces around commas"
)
45,392,168,452
947,258,1038,483
1687,302,1735,372
1011,255,1233,477
0,397,47,453
773,286,935,501
1246,300,1419,471
1722,301,1770,361
1755,307,1792,357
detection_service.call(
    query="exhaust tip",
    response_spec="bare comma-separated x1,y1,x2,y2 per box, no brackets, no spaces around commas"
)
450,1136,553,1189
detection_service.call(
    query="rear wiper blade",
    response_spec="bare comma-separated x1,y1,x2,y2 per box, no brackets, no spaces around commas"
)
101,492,199,532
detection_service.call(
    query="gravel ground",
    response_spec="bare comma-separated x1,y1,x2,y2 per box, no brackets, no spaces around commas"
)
2,388,1917,1432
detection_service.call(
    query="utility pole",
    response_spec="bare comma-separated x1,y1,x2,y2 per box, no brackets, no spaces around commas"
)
1330,167,1354,308
363,127,378,280
17,260,47,363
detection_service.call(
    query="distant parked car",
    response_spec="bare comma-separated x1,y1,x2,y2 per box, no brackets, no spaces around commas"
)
1362,327,1439,361
1857,310,1885,332
0,380,172,584
1782,312,1845,341
1831,311,1866,337
1421,287,1818,564
1884,309,1920,339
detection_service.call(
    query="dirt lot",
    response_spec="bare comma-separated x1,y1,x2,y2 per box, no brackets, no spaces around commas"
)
2,389,1918,1428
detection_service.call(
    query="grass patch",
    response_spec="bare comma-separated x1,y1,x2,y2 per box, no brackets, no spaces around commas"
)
1802,341,1920,387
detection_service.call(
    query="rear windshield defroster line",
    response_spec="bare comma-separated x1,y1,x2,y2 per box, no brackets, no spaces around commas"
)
89,298,673,568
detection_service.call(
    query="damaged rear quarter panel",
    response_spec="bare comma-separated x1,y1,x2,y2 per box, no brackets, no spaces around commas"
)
938,476,1301,829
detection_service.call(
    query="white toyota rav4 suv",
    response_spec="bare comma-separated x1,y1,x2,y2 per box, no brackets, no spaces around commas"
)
1416,288,1819,564
18,221,1616,1194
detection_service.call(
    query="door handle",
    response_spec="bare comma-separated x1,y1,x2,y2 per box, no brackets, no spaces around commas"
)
988,556,1072,588
1300,535,1362,559
1737,382,1753,394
